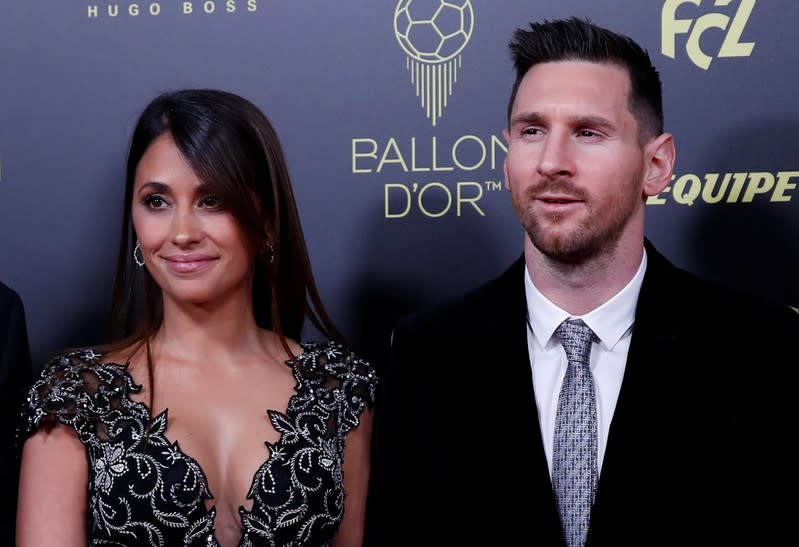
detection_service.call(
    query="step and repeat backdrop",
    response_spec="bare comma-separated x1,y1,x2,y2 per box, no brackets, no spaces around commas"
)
1,0,797,369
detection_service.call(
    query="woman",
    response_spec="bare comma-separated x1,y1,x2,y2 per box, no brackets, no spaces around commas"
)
17,89,376,547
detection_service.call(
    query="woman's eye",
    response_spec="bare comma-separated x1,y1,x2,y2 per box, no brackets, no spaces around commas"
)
200,195,220,208
144,195,167,209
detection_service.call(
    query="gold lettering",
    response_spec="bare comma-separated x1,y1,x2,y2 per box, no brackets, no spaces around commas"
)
686,13,729,70
672,174,701,206
457,182,485,216
646,187,669,205
377,138,408,173
726,172,749,202
490,134,507,170
718,0,756,58
741,172,774,202
418,182,451,218
352,138,378,174
772,171,798,202
661,0,700,58
700,172,731,203
385,184,411,218
452,135,486,171
430,137,453,172
410,138,430,172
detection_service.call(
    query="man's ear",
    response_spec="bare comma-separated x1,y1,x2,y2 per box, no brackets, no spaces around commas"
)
642,132,675,197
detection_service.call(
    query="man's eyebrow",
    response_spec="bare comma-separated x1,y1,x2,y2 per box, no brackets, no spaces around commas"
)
569,115,616,131
510,112,617,130
509,111,546,127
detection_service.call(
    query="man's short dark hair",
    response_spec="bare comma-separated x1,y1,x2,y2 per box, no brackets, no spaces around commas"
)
507,17,664,141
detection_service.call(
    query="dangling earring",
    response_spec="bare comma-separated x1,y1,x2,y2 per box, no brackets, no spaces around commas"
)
133,241,145,267
266,241,275,264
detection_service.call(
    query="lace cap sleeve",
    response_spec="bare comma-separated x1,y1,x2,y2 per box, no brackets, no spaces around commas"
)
18,348,136,445
291,342,378,437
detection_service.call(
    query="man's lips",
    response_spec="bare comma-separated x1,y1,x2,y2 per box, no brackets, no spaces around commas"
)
536,193,584,204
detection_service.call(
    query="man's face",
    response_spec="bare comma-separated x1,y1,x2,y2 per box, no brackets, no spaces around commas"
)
504,61,648,264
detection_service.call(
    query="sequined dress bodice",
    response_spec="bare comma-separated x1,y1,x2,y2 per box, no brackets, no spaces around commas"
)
19,342,376,547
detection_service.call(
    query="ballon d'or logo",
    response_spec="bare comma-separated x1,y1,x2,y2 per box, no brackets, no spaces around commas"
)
394,0,474,126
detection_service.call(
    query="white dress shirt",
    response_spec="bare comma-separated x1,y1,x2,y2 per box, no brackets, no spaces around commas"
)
524,250,647,475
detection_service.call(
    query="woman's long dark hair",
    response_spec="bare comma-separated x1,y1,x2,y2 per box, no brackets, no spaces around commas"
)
105,89,341,380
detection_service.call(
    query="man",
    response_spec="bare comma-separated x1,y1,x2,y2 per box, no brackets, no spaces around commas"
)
365,17,798,547
0,281,32,543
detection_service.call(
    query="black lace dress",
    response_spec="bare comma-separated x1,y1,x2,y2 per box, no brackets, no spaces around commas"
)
19,342,377,547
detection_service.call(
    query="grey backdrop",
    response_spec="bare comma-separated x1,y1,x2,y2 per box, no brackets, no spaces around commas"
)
1,0,797,370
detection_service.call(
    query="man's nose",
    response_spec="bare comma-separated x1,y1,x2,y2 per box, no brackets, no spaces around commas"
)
536,132,575,178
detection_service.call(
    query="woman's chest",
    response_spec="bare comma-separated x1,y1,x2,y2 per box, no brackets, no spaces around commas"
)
84,395,346,546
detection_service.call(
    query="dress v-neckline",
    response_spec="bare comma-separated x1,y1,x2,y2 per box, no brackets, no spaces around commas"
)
112,349,305,546
20,342,373,546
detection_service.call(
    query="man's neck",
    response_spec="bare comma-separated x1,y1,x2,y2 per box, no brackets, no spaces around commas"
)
524,236,645,316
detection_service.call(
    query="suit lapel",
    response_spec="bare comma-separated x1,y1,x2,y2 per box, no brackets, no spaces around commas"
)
480,256,564,540
481,256,544,443
486,256,539,418
588,243,683,541
607,242,682,441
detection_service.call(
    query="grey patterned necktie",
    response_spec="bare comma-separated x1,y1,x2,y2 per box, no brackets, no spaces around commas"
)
553,319,598,547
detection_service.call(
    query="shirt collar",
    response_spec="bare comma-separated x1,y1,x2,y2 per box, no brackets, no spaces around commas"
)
524,249,647,350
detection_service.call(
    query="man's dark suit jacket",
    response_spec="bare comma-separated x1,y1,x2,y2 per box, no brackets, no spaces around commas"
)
0,282,32,543
364,243,798,547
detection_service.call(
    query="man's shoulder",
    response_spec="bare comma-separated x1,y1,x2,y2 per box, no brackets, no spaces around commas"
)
688,272,796,325
0,282,25,332
645,245,798,329
394,256,525,338
0,281,21,308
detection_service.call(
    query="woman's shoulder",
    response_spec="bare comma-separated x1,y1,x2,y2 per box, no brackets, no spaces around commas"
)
296,340,376,377
291,340,378,403
33,347,132,394
20,347,139,440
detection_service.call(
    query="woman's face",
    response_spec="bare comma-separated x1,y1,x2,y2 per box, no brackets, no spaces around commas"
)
131,133,254,309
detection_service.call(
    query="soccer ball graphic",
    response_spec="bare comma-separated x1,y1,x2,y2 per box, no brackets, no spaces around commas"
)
394,0,474,63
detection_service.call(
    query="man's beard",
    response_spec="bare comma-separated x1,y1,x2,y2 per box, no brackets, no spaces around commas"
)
513,176,642,265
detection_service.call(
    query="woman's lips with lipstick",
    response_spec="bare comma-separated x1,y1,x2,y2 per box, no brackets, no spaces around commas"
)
162,254,217,274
